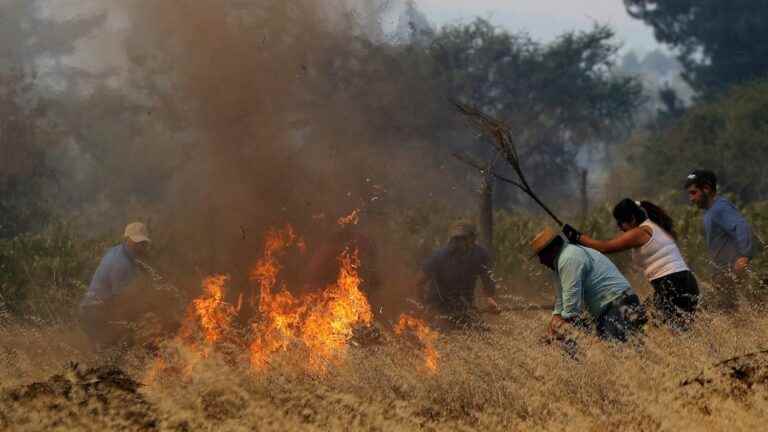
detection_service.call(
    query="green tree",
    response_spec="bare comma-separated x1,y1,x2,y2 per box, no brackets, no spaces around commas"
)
428,19,643,204
625,0,768,97
637,80,768,201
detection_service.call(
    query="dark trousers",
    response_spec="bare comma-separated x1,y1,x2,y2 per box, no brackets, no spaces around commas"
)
650,270,700,328
79,304,132,349
596,293,647,342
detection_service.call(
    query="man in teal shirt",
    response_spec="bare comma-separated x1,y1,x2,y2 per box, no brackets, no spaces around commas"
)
531,228,646,342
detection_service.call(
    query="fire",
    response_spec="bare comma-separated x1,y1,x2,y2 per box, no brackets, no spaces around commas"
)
159,223,433,378
337,209,360,226
248,225,372,374
395,314,440,374
248,225,306,370
192,275,236,346
299,248,372,372
146,273,242,383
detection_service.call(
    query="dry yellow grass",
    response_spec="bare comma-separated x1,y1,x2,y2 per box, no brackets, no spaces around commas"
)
2,306,768,431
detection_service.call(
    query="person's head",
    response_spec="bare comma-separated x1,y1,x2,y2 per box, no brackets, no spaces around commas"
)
612,198,678,239
612,199,648,232
684,170,717,209
448,220,477,255
123,222,151,257
531,227,565,271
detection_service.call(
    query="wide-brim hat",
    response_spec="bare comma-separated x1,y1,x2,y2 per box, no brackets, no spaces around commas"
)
530,227,559,257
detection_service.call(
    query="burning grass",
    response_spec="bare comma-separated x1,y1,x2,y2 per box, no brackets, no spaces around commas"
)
3,307,768,431
3,217,768,430
246,225,374,374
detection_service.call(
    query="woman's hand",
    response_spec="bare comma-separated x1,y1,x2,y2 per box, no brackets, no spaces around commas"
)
562,224,582,244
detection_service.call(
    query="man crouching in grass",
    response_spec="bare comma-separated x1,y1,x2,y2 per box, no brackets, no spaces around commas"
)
416,220,500,330
532,227,646,343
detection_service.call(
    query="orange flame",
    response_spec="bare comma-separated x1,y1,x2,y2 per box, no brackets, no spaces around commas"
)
248,226,372,374
299,248,372,372
395,314,439,374
337,209,360,226
163,224,380,377
193,275,235,346
248,225,304,370
149,275,238,382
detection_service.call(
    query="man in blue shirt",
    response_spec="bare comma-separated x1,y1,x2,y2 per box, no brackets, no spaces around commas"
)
79,222,151,347
532,227,646,342
685,170,754,272
685,170,755,308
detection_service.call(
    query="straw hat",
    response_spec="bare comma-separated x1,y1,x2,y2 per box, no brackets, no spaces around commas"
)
124,222,151,243
530,227,560,256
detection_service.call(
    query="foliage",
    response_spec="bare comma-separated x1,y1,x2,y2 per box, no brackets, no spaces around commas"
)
634,80,768,202
625,0,768,98
0,223,106,322
428,19,643,205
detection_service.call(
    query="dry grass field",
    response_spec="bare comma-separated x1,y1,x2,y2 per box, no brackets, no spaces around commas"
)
2,303,768,432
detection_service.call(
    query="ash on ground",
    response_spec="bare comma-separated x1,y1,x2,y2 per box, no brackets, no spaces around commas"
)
680,350,768,414
0,363,159,432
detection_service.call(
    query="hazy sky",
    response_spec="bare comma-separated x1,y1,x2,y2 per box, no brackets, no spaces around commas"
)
44,0,666,84
415,0,662,53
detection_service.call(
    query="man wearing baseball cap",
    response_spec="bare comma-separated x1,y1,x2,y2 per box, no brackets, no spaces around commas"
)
416,220,500,328
79,222,151,347
685,169,755,308
532,227,645,342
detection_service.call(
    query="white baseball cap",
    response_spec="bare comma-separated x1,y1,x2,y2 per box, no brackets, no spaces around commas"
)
124,222,151,243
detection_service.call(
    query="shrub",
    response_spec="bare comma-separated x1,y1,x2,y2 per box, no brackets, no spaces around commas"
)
0,222,107,323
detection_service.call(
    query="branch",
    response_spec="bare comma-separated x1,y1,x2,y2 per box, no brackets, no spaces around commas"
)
452,152,525,190
452,99,563,226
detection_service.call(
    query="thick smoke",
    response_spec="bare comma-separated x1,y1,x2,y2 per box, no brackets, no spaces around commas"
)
40,1,470,313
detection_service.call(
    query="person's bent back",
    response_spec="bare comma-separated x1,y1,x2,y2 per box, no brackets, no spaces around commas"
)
532,228,646,342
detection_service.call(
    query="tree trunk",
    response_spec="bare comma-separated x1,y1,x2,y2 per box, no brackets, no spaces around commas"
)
479,173,494,257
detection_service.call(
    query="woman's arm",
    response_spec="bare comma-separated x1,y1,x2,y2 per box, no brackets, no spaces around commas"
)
578,227,650,254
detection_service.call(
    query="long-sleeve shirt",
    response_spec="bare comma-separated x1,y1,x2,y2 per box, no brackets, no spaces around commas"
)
704,197,753,269
80,244,138,308
422,244,496,313
553,244,633,320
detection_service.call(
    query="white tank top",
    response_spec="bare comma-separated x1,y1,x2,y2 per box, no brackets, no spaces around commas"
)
633,220,689,281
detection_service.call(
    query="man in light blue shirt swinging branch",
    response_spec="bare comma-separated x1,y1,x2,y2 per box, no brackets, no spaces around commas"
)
531,227,647,342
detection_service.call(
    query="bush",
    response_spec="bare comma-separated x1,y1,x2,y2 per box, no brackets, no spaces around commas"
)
2,197,766,324
637,80,768,202
0,222,107,323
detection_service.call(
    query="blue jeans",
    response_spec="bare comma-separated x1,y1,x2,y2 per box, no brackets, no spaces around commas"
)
596,293,646,342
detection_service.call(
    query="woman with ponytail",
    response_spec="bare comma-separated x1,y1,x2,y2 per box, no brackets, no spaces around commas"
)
562,199,699,329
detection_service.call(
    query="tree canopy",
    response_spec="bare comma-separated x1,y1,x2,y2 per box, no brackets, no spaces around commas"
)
625,0,768,98
635,80,768,201
428,19,643,204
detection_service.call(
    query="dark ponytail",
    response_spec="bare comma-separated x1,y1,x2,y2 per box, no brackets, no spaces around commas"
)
612,198,678,240
639,201,677,240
